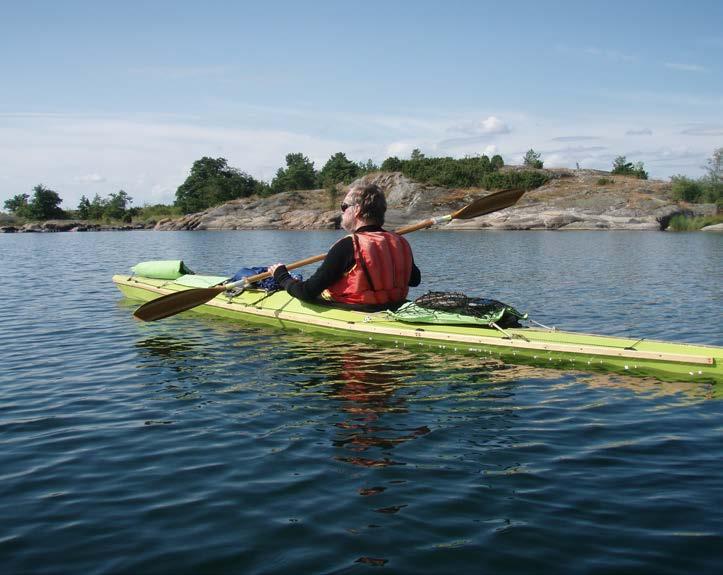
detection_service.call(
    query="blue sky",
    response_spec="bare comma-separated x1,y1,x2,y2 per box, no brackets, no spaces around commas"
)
1,0,722,207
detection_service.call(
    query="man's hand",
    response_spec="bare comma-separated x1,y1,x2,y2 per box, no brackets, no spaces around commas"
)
267,263,285,278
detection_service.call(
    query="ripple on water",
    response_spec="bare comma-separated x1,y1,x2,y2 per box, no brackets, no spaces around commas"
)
1,231,722,574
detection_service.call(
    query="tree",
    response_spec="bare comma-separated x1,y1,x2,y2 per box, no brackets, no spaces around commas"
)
357,159,379,174
27,184,65,220
523,149,543,169
380,156,403,171
704,147,722,184
271,153,317,193
174,157,265,214
88,194,108,220
4,193,31,218
490,154,504,170
318,152,360,188
105,190,133,220
612,156,632,174
77,195,91,220
633,161,648,180
410,148,425,160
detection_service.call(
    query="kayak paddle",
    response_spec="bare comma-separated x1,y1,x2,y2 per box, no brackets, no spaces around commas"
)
133,187,526,321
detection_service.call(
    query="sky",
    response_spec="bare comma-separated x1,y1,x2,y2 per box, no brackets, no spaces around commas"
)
1,0,722,208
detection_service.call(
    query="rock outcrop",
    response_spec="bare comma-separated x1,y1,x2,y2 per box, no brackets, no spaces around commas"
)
154,190,341,231
154,169,717,232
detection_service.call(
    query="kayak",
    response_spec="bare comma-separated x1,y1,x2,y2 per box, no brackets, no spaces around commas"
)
113,273,723,384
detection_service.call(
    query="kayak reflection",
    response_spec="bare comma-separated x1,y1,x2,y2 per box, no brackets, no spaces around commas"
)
328,352,432,468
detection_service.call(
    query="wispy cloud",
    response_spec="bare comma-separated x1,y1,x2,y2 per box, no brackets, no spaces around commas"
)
551,136,600,142
584,47,637,63
437,116,511,151
75,174,106,183
128,65,233,79
700,36,723,47
547,145,608,154
602,89,723,108
386,141,415,157
664,62,706,73
626,129,653,136
679,124,723,136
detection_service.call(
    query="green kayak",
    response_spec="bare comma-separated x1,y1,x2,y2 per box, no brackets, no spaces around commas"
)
113,273,723,384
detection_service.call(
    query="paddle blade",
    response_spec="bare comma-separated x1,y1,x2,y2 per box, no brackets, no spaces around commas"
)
452,188,526,220
133,286,226,322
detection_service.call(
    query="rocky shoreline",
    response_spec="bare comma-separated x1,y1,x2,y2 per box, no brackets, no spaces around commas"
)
0,221,153,233
3,169,720,233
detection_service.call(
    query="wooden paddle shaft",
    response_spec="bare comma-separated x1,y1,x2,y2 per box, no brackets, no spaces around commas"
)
226,215,454,290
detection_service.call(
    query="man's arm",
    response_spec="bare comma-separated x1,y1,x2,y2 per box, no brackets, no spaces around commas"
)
272,237,354,301
409,261,421,287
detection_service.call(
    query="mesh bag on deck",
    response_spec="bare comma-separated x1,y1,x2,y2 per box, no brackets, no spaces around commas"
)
389,291,527,328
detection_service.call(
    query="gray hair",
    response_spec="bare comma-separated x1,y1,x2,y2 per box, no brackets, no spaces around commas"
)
348,183,387,225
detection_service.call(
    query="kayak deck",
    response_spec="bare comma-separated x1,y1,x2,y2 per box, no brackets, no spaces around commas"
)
113,274,723,384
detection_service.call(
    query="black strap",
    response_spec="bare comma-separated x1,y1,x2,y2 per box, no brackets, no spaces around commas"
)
352,234,377,291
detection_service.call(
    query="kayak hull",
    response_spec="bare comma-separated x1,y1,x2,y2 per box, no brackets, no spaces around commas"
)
113,274,723,384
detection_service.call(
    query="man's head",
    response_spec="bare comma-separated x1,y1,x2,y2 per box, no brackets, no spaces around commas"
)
341,184,387,231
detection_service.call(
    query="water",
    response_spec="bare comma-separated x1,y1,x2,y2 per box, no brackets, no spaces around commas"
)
1,230,722,574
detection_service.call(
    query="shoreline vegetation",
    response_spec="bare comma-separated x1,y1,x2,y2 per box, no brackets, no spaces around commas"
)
2,149,721,233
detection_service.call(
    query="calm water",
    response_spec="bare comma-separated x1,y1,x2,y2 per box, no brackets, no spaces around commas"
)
1,230,722,574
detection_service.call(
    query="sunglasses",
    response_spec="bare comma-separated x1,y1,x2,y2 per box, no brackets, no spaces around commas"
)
340,202,354,213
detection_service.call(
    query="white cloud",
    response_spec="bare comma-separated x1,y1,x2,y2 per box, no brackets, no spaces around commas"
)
447,115,511,137
626,129,653,136
664,62,706,73
386,141,414,157
584,47,637,63
551,136,600,142
75,173,106,183
541,153,568,168
679,124,723,136
478,116,510,135
483,145,498,156
128,65,233,79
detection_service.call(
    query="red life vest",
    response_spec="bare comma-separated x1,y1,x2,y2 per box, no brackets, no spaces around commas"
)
323,231,413,306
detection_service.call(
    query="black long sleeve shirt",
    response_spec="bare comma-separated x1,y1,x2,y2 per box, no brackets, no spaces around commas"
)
272,225,421,303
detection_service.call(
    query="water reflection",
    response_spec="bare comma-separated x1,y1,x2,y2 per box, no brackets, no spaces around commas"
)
132,312,717,411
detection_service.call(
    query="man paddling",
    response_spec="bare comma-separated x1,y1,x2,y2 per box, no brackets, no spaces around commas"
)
269,183,421,310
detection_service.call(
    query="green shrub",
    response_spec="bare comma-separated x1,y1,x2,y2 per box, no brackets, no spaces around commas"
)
671,176,704,202
611,156,648,179
596,177,613,186
133,204,182,222
668,213,723,231
0,212,22,226
481,171,549,190
702,182,722,204
523,149,543,169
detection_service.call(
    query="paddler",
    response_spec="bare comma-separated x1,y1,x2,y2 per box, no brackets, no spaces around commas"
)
268,183,421,310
